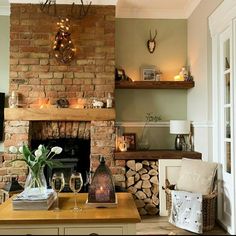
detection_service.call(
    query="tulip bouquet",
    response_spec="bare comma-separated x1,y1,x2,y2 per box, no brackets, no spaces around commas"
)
9,144,63,197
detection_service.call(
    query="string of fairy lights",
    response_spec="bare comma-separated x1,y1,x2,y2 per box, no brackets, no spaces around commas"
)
53,17,76,63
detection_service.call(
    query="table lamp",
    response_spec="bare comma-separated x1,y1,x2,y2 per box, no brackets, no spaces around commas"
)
170,120,190,150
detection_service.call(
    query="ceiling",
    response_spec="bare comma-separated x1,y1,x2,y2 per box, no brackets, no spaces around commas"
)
116,0,202,18
0,0,202,18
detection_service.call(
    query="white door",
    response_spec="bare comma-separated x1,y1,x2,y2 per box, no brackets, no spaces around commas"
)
210,1,236,234
216,25,235,234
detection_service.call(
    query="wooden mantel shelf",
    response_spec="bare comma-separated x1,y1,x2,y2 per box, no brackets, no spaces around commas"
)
4,108,116,121
115,80,195,89
114,150,202,160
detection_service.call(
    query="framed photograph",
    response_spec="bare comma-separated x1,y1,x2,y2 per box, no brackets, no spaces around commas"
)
123,133,136,150
115,68,126,81
141,67,156,81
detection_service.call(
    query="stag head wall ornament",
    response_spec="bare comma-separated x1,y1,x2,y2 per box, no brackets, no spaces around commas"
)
147,29,157,53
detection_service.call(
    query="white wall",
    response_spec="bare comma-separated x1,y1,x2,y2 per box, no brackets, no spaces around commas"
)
0,15,10,152
187,0,223,161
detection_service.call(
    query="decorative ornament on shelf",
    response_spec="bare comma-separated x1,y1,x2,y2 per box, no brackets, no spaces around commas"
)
174,66,194,82
179,67,188,81
92,99,104,108
155,69,162,81
115,67,132,81
56,98,69,108
53,17,76,64
9,144,63,198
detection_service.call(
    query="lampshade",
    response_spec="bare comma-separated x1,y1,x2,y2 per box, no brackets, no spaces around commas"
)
170,120,190,134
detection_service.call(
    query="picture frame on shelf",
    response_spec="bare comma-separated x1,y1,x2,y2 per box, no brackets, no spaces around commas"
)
141,66,156,81
115,68,126,81
123,133,136,150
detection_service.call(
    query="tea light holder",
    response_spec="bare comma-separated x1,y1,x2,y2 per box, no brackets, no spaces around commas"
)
86,156,117,208
8,91,18,108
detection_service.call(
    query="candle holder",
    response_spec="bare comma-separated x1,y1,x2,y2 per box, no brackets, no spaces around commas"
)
86,156,117,208
8,91,18,108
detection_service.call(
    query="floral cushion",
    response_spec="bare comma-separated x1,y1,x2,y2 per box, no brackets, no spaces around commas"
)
176,158,218,195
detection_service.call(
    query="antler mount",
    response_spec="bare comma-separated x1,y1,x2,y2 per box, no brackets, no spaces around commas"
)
40,0,92,19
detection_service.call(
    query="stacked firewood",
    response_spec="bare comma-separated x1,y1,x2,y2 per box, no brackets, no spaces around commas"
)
126,160,159,215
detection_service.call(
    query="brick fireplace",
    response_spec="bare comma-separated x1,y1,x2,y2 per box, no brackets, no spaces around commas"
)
0,3,126,200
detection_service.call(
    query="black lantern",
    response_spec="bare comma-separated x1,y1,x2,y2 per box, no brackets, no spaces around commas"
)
86,156,117,207
2,177,24,202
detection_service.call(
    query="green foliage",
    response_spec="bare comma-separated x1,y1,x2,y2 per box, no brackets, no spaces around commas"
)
10,144,63,175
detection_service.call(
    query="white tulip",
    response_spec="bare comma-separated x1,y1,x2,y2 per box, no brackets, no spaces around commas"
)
9,146,18,154
19,146,24,154
34,149,42,158
51,146,62,154
38,144,43,150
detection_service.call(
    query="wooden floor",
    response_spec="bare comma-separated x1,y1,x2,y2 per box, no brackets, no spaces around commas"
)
136,216,228,235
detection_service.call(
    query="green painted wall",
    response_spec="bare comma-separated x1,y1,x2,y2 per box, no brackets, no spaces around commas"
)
115,18,187,82
115,19,188,149
115,89,187,121
115,19,187,123
0,15,10,152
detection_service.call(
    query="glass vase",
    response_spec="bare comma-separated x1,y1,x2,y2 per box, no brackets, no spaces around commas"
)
23,167,47,198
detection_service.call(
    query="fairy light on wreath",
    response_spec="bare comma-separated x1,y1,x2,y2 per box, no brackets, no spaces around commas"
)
53,17,76,63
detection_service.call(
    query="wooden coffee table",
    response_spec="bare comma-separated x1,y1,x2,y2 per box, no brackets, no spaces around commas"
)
0,192,141,235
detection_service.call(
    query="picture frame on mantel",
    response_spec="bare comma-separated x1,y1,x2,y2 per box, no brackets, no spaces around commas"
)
123,133,136,150
141,66,156,81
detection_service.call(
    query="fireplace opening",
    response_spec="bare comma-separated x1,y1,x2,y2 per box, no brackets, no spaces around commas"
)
31,138,90,192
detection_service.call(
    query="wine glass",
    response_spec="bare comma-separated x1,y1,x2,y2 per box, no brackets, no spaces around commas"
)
51,172,65,211
69,172,83,211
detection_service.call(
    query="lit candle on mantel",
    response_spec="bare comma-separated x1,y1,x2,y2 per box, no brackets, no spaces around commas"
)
77,98,86,109
174,75,184,81
38,98,50,108
95,186,110,202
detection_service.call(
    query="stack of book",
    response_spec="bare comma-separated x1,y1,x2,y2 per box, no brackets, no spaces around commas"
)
12,189,56,210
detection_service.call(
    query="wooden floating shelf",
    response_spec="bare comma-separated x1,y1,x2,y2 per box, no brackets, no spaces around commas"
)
115,80,195,89
4,108,116,121
114,150,202,160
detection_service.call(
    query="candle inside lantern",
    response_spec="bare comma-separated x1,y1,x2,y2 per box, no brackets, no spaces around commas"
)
95,186,110,202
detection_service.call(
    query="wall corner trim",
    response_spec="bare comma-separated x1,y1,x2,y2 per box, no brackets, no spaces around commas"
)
0,6,10,16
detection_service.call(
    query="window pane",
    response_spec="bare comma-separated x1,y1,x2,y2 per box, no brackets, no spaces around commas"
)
225,73,230,104
225,108,231,138
225,142,231,174
224,39,230,70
